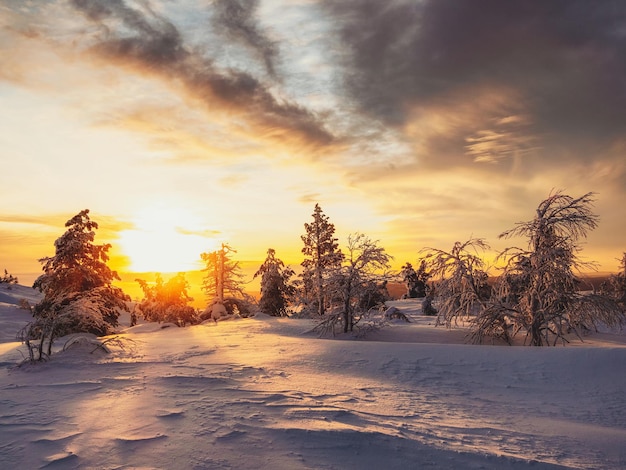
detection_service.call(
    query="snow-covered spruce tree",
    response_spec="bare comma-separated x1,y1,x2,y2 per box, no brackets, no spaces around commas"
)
489,192,625,346
301,204,344,316
23,210,129,360
400,260,430,298
253,248,295,317
200,243,252,320
422,238,491,329
135,273,197,326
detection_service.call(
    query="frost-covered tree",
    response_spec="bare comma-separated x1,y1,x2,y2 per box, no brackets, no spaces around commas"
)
422,238,491,328
135,273,197,326
487,192,625,346
254,248,295,317
600,253,626,311
301,204,344,316
314,234,391,335
0,268,18,287
336,234,392,332
200,243,251,320
22,210,129,360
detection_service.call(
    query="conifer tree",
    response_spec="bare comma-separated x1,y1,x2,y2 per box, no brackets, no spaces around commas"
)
254,248,295,317
201,244,245,301
200,243,250,319
400,260,430,298
23,210,129,360
301,204,344,316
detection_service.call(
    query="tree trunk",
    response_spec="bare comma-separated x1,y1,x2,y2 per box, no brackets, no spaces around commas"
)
317,270,324,317
529,294,543,346
217,247,225,303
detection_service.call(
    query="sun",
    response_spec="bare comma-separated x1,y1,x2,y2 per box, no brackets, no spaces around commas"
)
117,204,218,273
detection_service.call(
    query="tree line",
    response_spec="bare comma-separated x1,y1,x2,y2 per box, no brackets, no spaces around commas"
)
14,191,626,360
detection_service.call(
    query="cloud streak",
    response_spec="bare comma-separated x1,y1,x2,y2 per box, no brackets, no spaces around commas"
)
69,0,334,147
212,0,279,78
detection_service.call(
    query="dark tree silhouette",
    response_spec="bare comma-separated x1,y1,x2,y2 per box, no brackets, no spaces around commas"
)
254,248,295,317
0,269,18,288
400,260,430,298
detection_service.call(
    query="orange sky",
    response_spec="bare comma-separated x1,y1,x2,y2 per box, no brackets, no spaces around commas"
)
1,1,625,304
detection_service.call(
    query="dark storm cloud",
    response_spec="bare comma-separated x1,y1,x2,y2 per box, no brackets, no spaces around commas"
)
323,0,626,158
70,0,333,146
212,0,279,77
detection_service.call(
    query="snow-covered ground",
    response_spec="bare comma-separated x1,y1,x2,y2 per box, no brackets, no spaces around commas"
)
1,284,625,469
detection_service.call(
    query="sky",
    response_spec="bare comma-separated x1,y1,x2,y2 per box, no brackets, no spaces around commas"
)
1,0,626,298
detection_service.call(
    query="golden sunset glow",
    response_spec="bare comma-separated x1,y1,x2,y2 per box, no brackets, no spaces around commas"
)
117,204,219,273
1,1,625,288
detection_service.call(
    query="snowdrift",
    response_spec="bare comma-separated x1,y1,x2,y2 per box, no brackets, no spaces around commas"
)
1,284,625,469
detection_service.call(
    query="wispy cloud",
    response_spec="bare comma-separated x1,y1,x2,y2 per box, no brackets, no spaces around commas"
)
212,0,279,78
67,0,334,147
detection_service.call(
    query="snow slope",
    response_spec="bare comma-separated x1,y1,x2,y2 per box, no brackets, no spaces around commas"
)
1,285,625,469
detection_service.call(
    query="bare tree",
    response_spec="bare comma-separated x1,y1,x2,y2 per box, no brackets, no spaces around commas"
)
490,191,625,346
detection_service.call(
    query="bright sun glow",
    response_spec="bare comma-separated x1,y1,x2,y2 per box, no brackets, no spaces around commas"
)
118,204,218,273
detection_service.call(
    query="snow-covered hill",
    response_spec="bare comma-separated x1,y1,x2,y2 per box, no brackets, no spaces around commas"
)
1,287,625,469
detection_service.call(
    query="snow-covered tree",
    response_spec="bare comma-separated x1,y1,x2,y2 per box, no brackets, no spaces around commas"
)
200,243,251,320
135,273,197,326
335,233,392,333
600,253,626,311
400,260,430,298
487,192,625,346
422,238,491,328
313,234,392,335
23,210,129,360
301,204,344,316
0,268,18,287
254,248,295,317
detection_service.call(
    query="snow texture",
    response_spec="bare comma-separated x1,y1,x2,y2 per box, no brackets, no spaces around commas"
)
1,283,625,469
